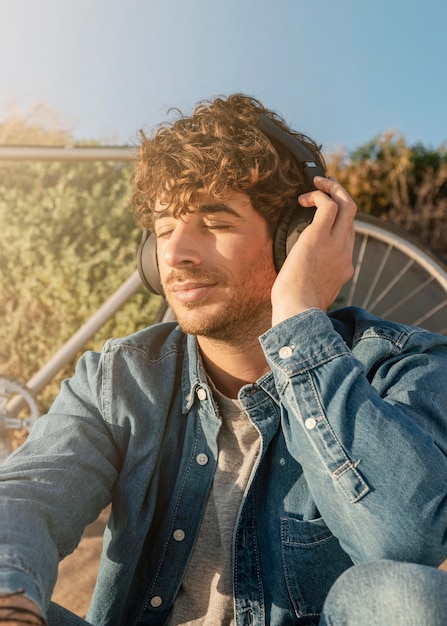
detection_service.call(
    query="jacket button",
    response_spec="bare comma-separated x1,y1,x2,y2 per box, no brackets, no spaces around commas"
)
173,529,186,541
278,346,293,359
150,596,162,608
305,417,317,430
197,387,207,400
196,453,209,465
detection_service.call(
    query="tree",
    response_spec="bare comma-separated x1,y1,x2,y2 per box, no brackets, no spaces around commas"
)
0,109,161,414
327,133,447,258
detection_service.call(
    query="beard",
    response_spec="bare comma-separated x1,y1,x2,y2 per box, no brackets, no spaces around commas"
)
164,267,274,344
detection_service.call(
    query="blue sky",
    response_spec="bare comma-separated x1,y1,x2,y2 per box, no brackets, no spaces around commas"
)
1,0,446,155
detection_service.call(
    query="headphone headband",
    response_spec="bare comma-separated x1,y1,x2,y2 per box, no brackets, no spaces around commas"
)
257,115,325,185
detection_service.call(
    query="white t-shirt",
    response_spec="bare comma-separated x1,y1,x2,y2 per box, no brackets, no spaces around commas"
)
166,388,261,625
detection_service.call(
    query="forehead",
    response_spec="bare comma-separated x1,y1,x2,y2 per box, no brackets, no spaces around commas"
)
154,189,254,218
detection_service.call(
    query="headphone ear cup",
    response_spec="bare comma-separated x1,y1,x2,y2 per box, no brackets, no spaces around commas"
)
273,207,294,272
137,229,164,296
273,205,317,271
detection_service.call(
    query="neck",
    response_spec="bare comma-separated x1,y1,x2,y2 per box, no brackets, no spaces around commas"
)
197,335,270,399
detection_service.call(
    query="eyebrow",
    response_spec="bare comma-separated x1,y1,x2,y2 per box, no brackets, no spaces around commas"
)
153,202,243,221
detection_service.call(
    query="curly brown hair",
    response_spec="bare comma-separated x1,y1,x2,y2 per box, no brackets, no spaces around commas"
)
131,94,324,236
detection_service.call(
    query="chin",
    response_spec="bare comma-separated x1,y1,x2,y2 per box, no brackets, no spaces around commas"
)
172,310,221,337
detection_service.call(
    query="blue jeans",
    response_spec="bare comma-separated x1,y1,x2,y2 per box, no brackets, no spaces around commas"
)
319,560,447,626
47,560,447,625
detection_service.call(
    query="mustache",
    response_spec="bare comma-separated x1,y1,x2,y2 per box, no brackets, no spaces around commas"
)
164,268,223,286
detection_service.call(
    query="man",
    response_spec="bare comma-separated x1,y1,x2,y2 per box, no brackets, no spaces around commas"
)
1,93,447,626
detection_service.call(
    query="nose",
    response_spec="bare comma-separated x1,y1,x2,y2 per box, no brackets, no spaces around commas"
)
159,220,202,269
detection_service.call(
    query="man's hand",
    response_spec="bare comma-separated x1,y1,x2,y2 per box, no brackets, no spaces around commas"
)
0,594,45,625
271,176,356,326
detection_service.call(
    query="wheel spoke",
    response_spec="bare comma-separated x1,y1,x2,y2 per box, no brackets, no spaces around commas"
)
413,299,447,328
368,259,415,312
380,276,434,318
336,215,447,335
361,244,393,309
347,233,368,306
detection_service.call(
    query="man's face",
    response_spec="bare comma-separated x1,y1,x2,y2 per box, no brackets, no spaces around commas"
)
154,190,277,342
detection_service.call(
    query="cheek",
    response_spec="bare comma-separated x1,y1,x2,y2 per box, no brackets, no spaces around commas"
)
223,232,274,265
236,243,277,287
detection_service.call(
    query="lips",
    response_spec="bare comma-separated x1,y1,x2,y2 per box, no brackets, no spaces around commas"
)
170,281,217,304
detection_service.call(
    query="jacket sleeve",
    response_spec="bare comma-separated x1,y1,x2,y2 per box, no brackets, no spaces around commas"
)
260,307,447,567
0,348,120,614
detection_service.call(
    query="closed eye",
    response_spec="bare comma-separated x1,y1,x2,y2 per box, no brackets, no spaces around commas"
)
155,226,174,239
205,223,232,231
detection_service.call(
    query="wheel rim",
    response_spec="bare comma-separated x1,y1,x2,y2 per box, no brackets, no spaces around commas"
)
334,214,447,334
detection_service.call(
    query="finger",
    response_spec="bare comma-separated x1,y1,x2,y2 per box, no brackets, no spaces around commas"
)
312,176,354,206
312,176,357,231
298,188,339,229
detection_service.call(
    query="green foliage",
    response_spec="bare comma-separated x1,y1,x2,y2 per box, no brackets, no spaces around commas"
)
1,109,446,418
327,133,447,258
0,158,161,413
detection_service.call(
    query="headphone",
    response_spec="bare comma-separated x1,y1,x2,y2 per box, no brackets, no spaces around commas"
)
137,114,325,295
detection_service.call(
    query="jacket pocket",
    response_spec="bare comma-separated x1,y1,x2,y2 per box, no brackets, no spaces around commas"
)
281,516,353,617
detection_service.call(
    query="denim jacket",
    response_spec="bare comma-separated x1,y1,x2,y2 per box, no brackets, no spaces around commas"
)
1,306,447,626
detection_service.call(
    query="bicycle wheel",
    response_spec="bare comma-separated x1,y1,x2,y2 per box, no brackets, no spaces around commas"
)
334,214,447,335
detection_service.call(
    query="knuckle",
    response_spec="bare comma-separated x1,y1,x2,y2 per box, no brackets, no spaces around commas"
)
346,199,358,217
